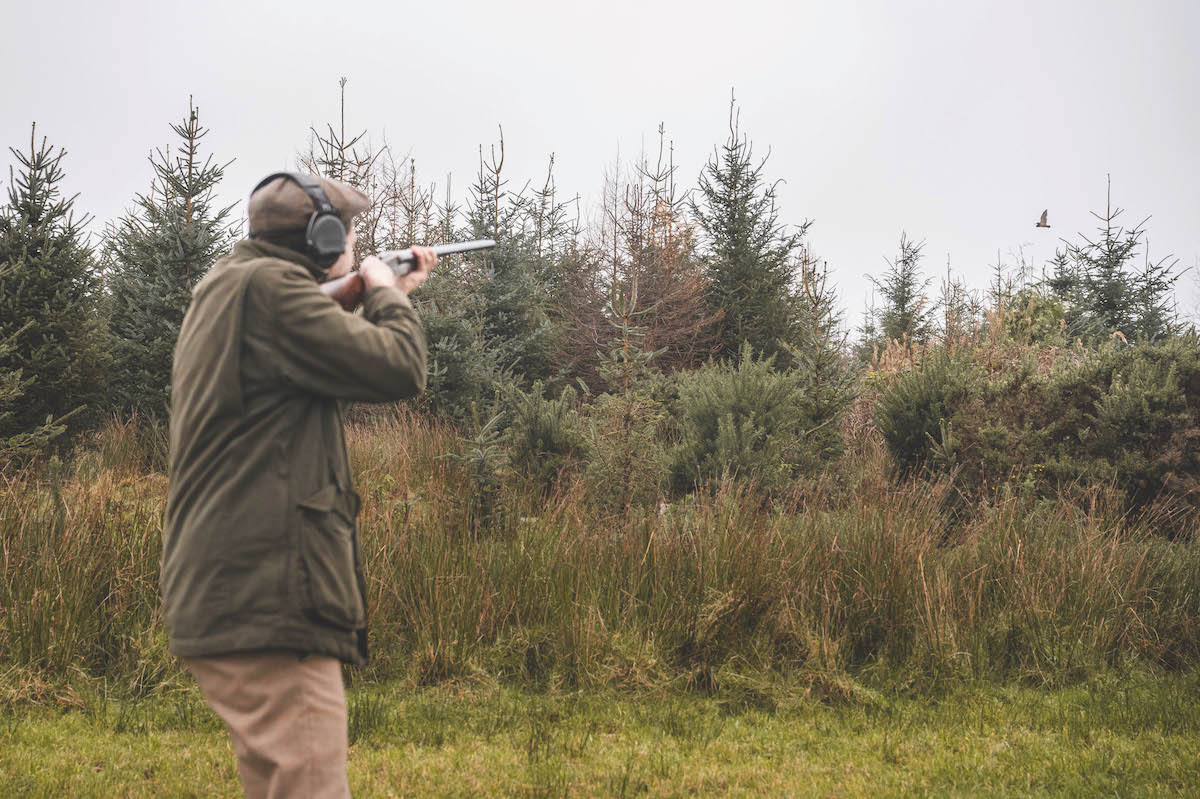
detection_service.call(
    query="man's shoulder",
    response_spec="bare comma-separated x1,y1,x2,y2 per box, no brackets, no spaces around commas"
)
184,248,315,331
237,252,322,310
201,242,315,291
195,247,279,289
245,256,314,288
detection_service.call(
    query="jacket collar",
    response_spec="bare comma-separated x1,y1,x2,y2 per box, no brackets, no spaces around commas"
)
235,238,327,282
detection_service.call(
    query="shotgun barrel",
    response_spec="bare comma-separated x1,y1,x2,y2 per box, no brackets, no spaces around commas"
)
320,238,496,310
378,238,497,276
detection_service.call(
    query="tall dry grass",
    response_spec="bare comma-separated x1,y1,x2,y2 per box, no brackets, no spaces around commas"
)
0,419,168,693
1,414,1197,697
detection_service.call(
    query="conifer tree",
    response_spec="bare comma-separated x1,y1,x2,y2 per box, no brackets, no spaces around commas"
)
1075,178,1176,340
466,128,557,385
789,249,847,382
691,96,809,362
869,232,933,348
0,124,109,443
1051,179,1181,343
527,153,579,296
0,321,74,461
936,256,981,346
620,127,719,373
298,78,383,258
383,154,435,250
585,276,668,512
106,99,236,418
561,128,718,389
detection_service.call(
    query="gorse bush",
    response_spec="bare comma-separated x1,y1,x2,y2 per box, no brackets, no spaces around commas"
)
669,343,846,494
874,351,982,478
1042,337,1200,517
873,336,1200,526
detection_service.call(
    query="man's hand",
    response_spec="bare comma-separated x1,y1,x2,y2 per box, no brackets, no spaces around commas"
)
397,246,436,294
360,256,396,290
360,247,436,294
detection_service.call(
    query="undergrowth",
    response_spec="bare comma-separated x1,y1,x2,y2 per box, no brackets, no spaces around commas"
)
1,413,1197,702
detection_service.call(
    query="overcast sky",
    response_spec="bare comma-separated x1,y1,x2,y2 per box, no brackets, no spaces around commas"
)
4,0,1198,323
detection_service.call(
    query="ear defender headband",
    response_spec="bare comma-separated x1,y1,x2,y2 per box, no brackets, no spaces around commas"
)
252,172,347,269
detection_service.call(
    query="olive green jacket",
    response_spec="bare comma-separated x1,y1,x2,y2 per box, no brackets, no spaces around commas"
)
162,239,426,665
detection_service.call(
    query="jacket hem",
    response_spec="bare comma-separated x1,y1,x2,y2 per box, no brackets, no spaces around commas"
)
168,625,365,666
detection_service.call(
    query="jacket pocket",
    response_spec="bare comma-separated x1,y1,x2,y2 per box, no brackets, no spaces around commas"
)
296,483,365,629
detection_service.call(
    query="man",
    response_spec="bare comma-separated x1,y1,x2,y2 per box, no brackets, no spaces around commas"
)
162,173,434,798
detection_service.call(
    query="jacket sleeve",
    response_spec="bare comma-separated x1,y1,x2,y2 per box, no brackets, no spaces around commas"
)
260,264,427,403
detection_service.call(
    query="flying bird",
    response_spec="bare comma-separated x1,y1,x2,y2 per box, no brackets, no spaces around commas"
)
1036,210,1050,228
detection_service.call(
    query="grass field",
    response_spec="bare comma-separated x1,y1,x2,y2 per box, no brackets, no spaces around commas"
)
3,671,1199,798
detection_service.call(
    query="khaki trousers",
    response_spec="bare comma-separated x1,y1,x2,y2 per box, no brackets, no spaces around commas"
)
185,651,351,799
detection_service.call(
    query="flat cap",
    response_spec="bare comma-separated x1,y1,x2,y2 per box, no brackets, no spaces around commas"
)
247,173,370,236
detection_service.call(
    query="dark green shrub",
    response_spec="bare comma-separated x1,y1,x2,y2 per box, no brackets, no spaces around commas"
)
444,413,508,535
873,338,1200,525
1043,338,1200,517
669,343,847,494
0,322,76,464
0,126,110,443
503,382,591,497
874,352,982,478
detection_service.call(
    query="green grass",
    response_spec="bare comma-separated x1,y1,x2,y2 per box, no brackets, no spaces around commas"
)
3,672,1199,798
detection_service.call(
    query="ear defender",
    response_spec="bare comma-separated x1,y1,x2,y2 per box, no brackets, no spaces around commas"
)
305,207,348,269
252,172,348,269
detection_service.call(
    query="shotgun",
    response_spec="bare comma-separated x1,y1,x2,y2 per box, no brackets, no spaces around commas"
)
321,238,497,311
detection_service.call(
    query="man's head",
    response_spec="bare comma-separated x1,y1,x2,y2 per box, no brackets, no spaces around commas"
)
247,173,368,274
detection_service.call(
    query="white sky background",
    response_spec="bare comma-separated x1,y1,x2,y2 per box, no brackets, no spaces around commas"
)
3,0,1198,326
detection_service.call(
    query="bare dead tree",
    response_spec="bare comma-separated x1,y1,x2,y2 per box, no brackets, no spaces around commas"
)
296,77,387,258
557,126,719,390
